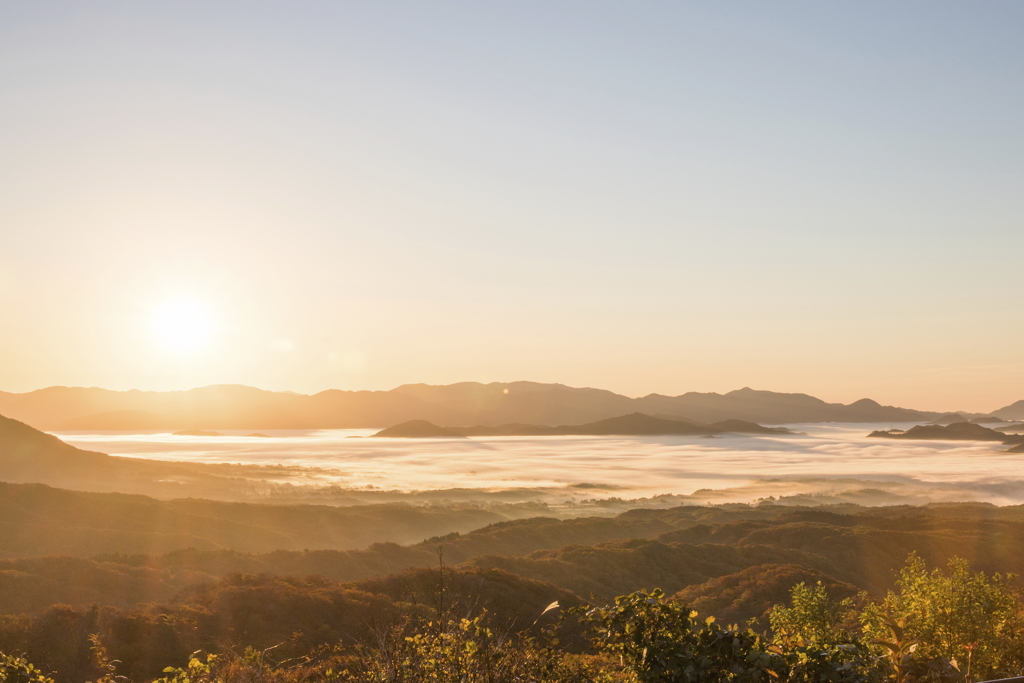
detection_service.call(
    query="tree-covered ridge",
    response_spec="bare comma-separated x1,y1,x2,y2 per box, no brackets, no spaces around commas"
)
4,555,1022,683
6,502,1024,616
6,501,1024,681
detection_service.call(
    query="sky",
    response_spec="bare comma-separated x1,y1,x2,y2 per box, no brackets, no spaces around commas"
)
1,1,1022,412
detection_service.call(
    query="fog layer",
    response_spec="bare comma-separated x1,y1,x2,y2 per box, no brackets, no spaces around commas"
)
55,423,1024,508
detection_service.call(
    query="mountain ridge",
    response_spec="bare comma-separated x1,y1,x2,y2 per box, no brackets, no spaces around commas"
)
0,382,943,430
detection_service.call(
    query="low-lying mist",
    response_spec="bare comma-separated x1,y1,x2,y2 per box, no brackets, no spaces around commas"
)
54,423,1024,510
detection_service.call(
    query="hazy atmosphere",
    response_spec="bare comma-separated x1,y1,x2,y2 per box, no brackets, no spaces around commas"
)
4,5,1024,683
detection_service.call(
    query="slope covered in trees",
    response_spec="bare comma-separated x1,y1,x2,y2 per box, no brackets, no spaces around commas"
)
4,501,1024,616
4,554,1024,683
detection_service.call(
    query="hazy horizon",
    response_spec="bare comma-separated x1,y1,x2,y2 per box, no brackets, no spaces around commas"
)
3,2,1022,412
1,378,1020,416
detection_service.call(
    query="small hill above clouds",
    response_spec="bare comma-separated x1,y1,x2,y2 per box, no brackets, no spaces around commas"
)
550,412,716,436
0,382,938,431
868,422,1022,443
373,414,798,437
372,420,466,438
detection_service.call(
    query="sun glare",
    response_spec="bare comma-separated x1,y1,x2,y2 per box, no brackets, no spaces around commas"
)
150,298,213,355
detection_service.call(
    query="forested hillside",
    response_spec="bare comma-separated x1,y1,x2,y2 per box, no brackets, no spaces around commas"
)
4,497,1024,681
0,482,506,556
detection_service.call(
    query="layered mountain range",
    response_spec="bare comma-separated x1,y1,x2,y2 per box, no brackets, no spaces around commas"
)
0,381,980,431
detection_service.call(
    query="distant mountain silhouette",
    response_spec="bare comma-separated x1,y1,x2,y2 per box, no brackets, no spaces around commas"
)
994,400,1024,421
372,413,797,438
868,422,1022,443
173,429,225,437
0,382,939,431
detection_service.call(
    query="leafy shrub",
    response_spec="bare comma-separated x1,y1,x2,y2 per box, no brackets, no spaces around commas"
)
861,555,1024,682
0,652,55,683
581,588,880,683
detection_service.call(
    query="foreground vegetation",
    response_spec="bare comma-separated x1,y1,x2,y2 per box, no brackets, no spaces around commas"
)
7,493,1024,682
2,554,1023,683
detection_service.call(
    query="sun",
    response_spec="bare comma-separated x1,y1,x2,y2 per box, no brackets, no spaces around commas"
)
150,298,213,355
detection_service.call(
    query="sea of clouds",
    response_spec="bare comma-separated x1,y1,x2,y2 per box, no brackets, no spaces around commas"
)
54,423,1024,509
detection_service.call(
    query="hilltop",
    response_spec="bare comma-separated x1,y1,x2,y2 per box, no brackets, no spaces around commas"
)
0,382,941,431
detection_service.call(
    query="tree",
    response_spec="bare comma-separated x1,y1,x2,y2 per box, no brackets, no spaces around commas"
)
581,588,780,683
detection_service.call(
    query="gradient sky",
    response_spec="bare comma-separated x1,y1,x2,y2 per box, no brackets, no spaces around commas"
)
1,2,1022,412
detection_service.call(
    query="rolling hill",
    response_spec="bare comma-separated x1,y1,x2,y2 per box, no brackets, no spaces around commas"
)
0,482,504,557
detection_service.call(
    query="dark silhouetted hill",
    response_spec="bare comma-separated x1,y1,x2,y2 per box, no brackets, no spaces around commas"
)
0,382,938,430
392,414,798,437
